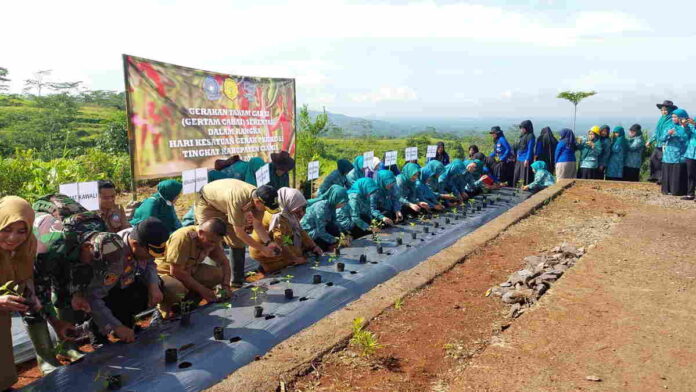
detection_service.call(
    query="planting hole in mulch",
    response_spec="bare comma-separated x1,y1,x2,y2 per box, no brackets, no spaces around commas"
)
370,261,378,264
269,280,280,285
178,362,192,369
350,271,357,274
264,314,276,320
299,297,309,301
229,336,242,343
326,282,334,287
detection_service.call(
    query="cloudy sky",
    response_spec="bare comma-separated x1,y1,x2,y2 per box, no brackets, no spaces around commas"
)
3,0,695,119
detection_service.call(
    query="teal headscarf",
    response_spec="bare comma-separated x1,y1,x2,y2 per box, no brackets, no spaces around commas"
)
399,163,421,182
530,160,547,171
348,177,378,197
337,159,353,175
612,126,628,150
157,179,182,202
352,156,364,173
375,170,397,190
421,160,445,182
130,179,182,234
441,159,465,180
208,170,228,182
673,108,689,119
245,157,266,185
308,184,348,208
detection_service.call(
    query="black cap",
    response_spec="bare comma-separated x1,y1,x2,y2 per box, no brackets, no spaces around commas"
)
131,217,169,257
489,126,502,134
656,100,677,110
630,124,642,132
255,185,279,210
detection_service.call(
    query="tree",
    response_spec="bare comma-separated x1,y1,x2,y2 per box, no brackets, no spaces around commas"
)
296,105,329,187
557,90,597,132
0,67,9,92
23,70,52,96
47,81,83,95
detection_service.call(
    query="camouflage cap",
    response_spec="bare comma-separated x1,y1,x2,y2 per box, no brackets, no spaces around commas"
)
89,232,126,284
32,194,87,220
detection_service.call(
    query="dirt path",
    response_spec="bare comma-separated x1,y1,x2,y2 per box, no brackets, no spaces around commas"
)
290,182,696,392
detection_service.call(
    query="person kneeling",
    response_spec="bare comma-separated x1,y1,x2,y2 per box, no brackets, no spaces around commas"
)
156,218,231,317
251,188,322,273
523,161,556,194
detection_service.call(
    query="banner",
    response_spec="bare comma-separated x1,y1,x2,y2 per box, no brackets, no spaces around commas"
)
123,55,296,180
59,181,100,211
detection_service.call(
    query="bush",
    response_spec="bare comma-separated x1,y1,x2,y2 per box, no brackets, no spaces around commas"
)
0,149,132,201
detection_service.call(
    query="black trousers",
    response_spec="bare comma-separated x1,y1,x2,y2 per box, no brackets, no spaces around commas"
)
577,167,597,179
686,158,696,197
623,167,641,182
512,161,533,187
492,161,514,186
661,162,687,196
89,280,149,343
649,147,663,182
231,247,245,285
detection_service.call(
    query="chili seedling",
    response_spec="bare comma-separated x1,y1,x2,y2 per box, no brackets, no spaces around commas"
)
349,317,382,357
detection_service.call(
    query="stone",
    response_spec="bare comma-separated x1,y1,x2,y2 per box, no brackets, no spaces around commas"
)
539,272,559,282
585,375,602,382
502,289,533,304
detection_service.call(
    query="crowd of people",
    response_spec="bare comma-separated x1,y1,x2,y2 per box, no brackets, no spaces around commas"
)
1,99,691,389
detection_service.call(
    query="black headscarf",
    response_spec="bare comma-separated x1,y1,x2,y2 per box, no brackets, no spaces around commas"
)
516,120,535,153
435,141,450,165
536,127,558,169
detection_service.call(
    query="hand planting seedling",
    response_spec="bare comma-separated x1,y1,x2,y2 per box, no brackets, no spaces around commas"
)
338,232,351,248
350,317,382,357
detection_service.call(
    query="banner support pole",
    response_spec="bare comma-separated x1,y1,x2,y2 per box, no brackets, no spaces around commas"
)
122,54,138,202
292,78,297,189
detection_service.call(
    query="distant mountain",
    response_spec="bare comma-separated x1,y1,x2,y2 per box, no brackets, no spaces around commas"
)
309,110,658,137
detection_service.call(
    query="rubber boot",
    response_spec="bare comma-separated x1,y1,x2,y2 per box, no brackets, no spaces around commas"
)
24,319,63,375
55,306,86,361
231,247,246,287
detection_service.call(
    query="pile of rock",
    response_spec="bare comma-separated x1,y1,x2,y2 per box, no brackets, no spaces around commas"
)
489,243,585,318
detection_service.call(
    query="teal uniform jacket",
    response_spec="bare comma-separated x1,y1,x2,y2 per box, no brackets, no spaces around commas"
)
370,170,401,220
395,163,421,205
578,138,603,169
528,161,556,191
606,128,627,178
683,125,696,160
659,125,688,164
625,135,645,169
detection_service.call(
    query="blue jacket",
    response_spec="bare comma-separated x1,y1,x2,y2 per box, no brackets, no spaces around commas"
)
490,136,512,162
578,138,603,169
554,140,576,163
301,200,338,244
516,136,536,162
659,125,688,164
606,139,627,178
625,136,645,169
684,125,696,160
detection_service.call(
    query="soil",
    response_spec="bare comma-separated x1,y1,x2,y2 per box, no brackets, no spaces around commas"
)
289,181,696,392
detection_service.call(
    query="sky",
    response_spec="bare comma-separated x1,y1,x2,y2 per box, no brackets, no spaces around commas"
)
3,0,696,121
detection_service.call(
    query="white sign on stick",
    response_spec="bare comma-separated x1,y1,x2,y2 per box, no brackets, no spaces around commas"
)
405,147,418,161
426,145,437,158
363,151,374,169
384,150,397,166
256,164,271,186
182,168,209,195
59,181,100,211
308,161,320,180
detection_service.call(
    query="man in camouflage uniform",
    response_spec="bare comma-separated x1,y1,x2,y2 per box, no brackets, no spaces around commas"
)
88,217,168,344
24,195,108,374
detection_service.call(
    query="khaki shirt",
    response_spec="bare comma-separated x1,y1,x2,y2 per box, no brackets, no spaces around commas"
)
156,226,218,275
200,179,255,227
99,205,130,233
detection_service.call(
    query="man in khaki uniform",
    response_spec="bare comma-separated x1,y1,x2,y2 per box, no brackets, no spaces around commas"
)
156,219,231,315
97,180,131,233
194,179,281,286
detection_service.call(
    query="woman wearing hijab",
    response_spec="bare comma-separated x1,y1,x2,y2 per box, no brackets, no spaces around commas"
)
345,155,365,187
660,109,690,196
417,160,446,210
396,163,430,217
461,160,486,196
250,188,322,273
366,157,382,179
523,161,556,194
317,159,353,196
606,127,628,181
438,159,468,202
0,197,38,390
624,124,646,182
488,126,513,185
244,157,266,186
269,151,295,190
343,178,380,238
370,170,403,225
648,101,677,183
431,142,450,166
301,185,350,251
554,128,578,179
683,118,696,200
577,126,604,179
130,179,183,235
535,127,558,175
597,125,612,180
512,120,536,187
209,155,248,181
